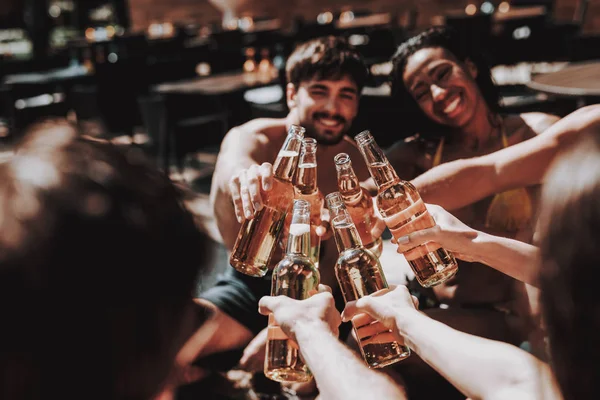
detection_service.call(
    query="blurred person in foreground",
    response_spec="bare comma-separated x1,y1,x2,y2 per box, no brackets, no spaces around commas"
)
0,120,210,400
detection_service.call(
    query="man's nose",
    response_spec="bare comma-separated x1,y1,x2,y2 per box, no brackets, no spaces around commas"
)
323,96,340,114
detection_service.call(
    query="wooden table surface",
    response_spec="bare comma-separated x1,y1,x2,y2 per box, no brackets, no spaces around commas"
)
526,60,600,97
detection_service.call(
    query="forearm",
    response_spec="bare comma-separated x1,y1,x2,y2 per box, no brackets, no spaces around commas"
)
211,184,241,249
295,322,406,400
396,310,544,400
413,159,499,210
472,232,540,286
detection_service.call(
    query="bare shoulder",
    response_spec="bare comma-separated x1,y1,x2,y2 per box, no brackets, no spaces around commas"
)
518,112,561,135
220,118,286,159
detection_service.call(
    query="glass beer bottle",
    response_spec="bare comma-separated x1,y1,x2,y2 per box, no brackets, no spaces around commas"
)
230,125,305,277
334,152,383,257
265,199,320,383
326,192,410,368
293,138,323,267
356,130,458,288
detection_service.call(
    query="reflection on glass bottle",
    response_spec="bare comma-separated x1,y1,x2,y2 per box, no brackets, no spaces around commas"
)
265,199,320,383
334,152,383,257
230,125,305,277
356,130,458,288
326,192,410,368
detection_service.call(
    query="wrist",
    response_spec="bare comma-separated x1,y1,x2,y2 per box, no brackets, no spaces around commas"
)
393,308,424,349
466,229,489,263
293,319,334,343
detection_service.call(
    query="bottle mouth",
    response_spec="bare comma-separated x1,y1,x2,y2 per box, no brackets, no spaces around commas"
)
293,198,310,213
355,130,373,147
334,153,351,167
289,124,306,138
302,137,317,152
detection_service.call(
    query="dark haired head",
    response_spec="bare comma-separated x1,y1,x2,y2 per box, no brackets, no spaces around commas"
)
0,120,209,399
390,26,499,138
286,36,368,91
538,128,600,400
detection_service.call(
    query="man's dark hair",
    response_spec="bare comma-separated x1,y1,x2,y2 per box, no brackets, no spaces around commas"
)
390,26,500,138
0,120,210,399
286,36,368,91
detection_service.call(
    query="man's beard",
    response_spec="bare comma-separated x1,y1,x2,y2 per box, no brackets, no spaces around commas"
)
304,112,348,146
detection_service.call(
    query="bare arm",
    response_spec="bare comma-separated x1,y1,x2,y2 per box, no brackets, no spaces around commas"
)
397,307,557,400
343,286,562,400
413,105,600,210
259,290,406,400
394,204,540,286
295,321,406,400
472,232,540,286
209,128,271,249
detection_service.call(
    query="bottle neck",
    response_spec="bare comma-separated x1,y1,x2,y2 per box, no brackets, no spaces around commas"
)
336,163,362,203
273,134,303,182
332,214,363,252
286,223,311,256
369,161,400,190
295,163,318,194
357,133,400,189
296,139,318,194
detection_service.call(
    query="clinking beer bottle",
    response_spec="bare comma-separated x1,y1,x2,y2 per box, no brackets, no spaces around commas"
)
264,199,320,383
293,138,323,267
230,125,305,277
355,130,458,288
326,192,410,368
334,152,383,257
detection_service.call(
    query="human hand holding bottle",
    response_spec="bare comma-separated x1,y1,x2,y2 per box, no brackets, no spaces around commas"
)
258,285,341,342
391,204,482,262
341,285,419,337
229,162,274,222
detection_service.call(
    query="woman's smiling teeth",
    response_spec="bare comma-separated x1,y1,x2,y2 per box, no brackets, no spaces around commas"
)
443,95,461,115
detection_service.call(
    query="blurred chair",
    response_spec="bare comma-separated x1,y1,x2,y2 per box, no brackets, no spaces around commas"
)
0,80,69,138
139,92,230,173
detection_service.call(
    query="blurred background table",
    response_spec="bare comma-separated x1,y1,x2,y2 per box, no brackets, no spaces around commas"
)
526,60,600,104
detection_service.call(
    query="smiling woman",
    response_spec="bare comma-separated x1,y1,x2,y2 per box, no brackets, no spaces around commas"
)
391,26,501,142
380,25,561,398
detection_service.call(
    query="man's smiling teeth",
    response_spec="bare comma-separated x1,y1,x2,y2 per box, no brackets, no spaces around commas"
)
319,118,340,127
443,96,461,114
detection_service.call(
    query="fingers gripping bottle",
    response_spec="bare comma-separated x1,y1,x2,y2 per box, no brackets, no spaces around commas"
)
264,199,320,383
334,152,383,257
327,192,410,368
230,125,305,277
356,130,458,288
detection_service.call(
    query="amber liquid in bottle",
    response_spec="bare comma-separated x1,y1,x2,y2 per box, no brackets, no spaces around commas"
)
356,131,458,288
293,138,323,267
265,200,320,383
230,125,305,277
335,153,383,257
327,193,410,368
